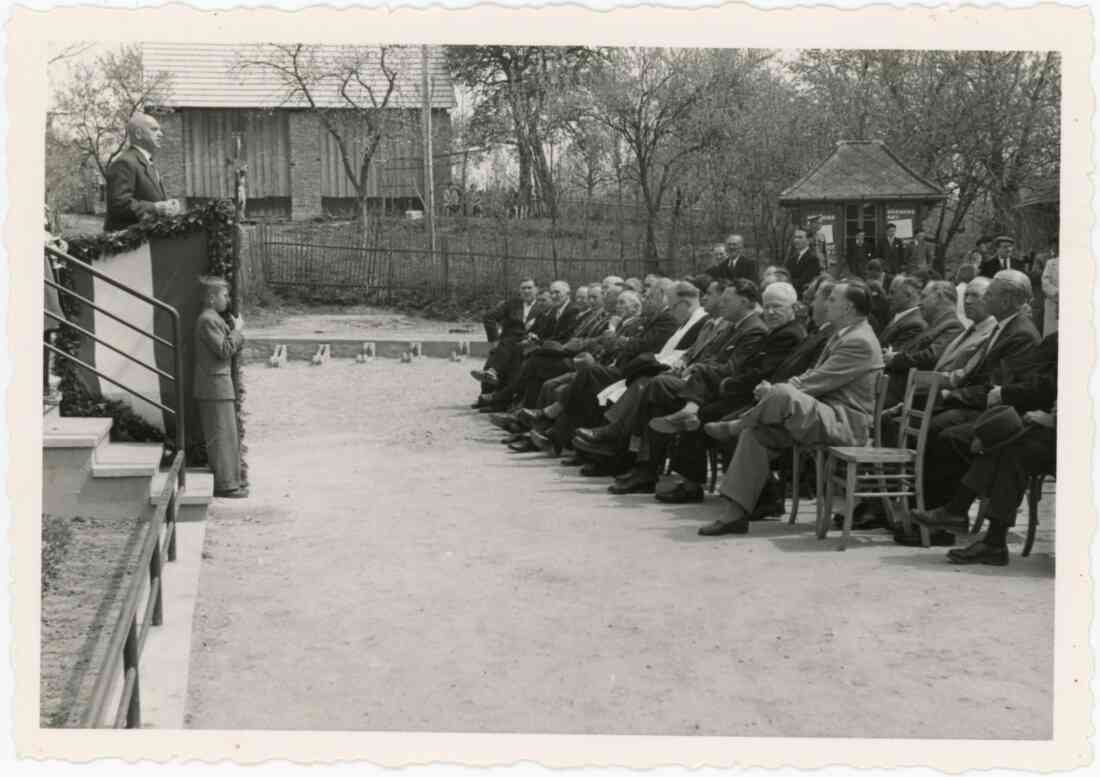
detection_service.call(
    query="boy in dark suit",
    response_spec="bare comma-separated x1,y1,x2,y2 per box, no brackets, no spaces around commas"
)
194,276,247,498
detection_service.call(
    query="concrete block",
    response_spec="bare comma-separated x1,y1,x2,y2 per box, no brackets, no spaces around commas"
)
310,343,331,366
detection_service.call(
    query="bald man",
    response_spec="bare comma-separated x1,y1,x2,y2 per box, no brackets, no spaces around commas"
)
104,113,182,232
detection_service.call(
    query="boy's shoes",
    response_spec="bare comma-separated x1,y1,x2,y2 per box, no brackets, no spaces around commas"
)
214,487,249,499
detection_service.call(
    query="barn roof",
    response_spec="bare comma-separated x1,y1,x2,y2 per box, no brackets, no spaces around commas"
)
779,140,946,204
142,43,456,110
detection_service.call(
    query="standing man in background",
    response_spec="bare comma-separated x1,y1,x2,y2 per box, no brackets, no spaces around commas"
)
880,222,906,275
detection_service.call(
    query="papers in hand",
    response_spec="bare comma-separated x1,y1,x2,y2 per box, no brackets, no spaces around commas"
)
597,350,685,406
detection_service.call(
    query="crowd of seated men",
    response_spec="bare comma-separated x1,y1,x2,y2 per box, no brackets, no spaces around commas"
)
468,232,1057,568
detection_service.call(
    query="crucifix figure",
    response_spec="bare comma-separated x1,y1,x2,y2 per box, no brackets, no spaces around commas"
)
231,133,248,220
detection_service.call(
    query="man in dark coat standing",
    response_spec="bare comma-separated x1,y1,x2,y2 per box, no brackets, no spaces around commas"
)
880,222,906,275
979,235,1028,278
788,228,823,296
104,113,181,232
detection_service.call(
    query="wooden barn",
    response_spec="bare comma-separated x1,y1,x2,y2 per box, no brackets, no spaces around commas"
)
142,43,455,220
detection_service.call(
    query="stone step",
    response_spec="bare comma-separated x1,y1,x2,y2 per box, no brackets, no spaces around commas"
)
91,442,164,478
43,416,113,448
148,469,215,522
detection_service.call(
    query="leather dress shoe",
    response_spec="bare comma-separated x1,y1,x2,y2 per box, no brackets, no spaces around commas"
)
656,481,704,503
580,461,615,477
470,369,499,388
529,428,560,455
893,528,956,547
489,412,517,430
607,474,656,495
749,499,785,521
479,402,509,414
508,439,539,453
500,432,527,444
576,425,619,444
947,540,1009,566
912,508,970,532
214,486,249,499
573,436,618,458
649,412,701,435
560,454,586,466
516,407,543,427
698,518,749,536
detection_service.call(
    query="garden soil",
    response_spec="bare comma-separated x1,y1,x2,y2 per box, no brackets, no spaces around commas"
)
184,358,1055,737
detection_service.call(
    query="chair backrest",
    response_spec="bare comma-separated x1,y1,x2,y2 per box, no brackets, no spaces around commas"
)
870,370,890,448
894,369,944,454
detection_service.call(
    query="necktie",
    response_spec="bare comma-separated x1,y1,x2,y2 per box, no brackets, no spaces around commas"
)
150,161,165,197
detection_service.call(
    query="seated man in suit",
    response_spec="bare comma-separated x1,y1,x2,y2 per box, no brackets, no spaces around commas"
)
194,276,247,499
602,275,625,294
919,269,1042,511
478,280,581,411
646,282,806,503
104,113,182,232
603,280,769,495
879,275,928,355
471,278,541,405
704,233,758,282
700,281,884,536
882,280,964,407
532,283,679,457
566,279,722,462
908,330,1057,557
934,276,997,373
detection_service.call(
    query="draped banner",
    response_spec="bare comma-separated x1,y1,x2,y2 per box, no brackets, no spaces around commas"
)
69,231,209,442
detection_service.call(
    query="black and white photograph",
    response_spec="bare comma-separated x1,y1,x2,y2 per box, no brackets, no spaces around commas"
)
9,3,1094,771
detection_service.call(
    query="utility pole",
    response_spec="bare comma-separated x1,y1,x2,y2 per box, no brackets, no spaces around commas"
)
421,45,437,258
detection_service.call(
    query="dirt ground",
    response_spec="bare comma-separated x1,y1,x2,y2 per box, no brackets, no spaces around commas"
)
184,358,1055,737
40,513,148,727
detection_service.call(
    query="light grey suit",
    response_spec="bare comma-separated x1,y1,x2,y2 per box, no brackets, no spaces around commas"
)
718,318,884,513
194,307,244,491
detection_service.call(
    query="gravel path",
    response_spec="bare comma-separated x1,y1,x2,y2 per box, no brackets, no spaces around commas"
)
184,358,1054,736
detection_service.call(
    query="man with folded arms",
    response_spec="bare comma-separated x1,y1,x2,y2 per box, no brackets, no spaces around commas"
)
911,329,1057,563
604,280,769,495
647,282,805,504
700,282,884,536
471,278,541,408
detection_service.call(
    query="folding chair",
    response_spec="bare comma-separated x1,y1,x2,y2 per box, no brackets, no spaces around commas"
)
819,370,941,550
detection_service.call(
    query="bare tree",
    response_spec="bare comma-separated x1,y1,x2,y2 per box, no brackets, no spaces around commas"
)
234,44,415,231
50,44,174,179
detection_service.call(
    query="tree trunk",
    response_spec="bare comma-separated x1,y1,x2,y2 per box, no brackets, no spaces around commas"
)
517,143,533,217
665,187,683,277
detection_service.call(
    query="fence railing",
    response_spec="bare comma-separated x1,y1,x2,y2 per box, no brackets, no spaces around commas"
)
79,450,183,728
45,245,186,489
250,225,718,300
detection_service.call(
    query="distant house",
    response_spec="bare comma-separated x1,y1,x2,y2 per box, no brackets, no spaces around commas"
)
142,43,456,220
779,140,946,262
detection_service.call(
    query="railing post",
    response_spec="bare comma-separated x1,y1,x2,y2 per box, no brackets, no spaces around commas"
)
149,530,164,627
167,490,178,563
122,622,141,729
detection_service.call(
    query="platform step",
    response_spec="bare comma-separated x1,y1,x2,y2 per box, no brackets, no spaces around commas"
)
148,470,215,507
91,442,164,478
43,417,113,448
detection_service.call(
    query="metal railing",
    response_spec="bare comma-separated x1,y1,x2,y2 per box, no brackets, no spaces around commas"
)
79,450,182,728
44,244,186,489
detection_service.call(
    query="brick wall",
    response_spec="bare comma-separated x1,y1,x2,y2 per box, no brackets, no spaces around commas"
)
155,112,186,206
289,112,323,220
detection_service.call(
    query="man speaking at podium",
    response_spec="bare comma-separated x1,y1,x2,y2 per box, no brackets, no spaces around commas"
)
104,113,182,232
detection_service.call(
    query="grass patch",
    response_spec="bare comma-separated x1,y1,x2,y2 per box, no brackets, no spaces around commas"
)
41,515,74,594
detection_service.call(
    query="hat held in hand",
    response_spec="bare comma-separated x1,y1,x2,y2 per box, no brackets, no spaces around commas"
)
971,405,1029,453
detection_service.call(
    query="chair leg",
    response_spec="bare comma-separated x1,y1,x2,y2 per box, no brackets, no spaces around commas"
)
972,498,989,535
1024,475,1043,557
840,462,857,551
789,447,802,524
817,454,832,540
707,445,718,494
814,449,826,529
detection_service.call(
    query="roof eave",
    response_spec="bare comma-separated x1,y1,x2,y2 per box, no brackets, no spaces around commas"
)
778,192,948,205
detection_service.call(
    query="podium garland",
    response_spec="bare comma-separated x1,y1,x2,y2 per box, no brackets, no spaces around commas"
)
50,200,246,478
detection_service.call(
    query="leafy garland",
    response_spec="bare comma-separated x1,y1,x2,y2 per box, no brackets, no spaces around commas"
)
51,200,247,480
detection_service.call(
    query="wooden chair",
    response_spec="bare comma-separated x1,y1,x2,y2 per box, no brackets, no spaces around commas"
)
970,473,1053,557
818,370,941,550
789,371,891,527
